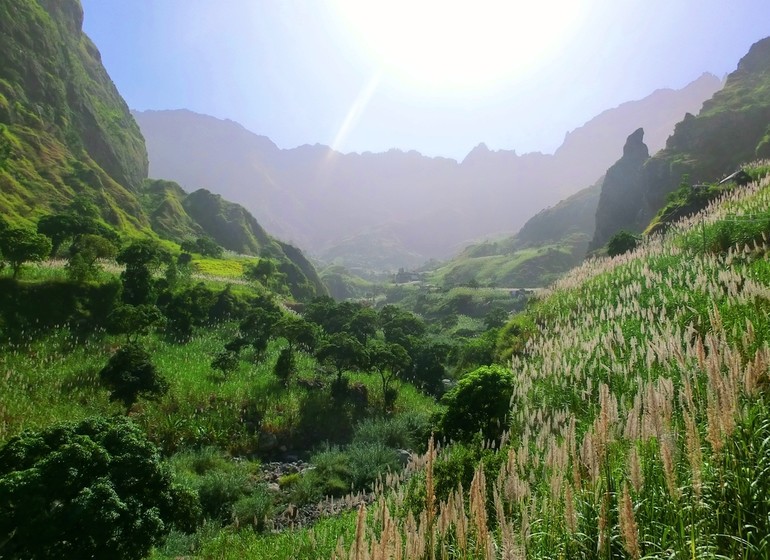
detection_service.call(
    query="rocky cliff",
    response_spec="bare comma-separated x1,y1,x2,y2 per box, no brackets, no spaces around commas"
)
590,129,651,250
592,36,770,247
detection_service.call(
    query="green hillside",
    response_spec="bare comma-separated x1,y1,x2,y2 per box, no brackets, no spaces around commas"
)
247,166,770,559
429,181,601,288
0,0,325,299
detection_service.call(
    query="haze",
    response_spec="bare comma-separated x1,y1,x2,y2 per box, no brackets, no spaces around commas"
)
82,0,770,160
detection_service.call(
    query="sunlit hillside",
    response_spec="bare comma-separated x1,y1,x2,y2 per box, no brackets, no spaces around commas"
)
220,166,770,559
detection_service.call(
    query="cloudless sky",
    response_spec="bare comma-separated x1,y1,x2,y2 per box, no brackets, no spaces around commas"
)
81,0,770,160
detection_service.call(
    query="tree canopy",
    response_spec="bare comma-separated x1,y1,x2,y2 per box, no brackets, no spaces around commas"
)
0,226,52,278
0,416,199,560
99,343,168,412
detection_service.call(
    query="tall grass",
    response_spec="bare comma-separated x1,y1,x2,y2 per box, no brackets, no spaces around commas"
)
316,168,770,559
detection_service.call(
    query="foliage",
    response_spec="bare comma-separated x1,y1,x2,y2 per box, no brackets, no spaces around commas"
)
273,347,295,386
438,364,514,442
0,226,51,278
315,332,368,380
108,303,165,343
117,239,171,305
67,233,117,282
181,236,223,258
99,343,169,412
0,416,198,560
606,229,639,256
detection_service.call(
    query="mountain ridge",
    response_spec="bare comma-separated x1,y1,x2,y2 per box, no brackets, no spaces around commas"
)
135,72,721,271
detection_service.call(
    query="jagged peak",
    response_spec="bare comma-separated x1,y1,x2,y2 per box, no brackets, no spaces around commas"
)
623,128,649,158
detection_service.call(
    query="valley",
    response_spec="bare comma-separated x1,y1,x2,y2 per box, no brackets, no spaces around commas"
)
2,1,770,559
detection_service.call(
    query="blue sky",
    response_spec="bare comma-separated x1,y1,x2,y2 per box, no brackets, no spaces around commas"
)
81,0,770,160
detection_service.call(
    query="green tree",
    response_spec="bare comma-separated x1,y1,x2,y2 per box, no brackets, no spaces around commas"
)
367,340,411,409
274,346,296,386
607,230,639,257
211,349,239,377
67,233,117,282
315,332,367,381
99,343,169,413
238,306,281,358
0,227,52,278
277,314,319,351
108,304,165,343
439,365,514,442
346,307,379,345
117,239,170,305
410,341,452,396
244,258,278,286
37,213,82,257
0,416,199,560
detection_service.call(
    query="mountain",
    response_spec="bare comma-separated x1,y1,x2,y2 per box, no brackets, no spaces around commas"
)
135,73,720,270
589,129,651,250
0,0,147,228
0,0,324,299
592,36,770,245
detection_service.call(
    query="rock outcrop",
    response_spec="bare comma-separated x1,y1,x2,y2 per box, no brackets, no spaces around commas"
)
589,129,650,251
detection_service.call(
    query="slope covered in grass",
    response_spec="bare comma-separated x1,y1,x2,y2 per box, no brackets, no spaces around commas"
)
311,166,770,559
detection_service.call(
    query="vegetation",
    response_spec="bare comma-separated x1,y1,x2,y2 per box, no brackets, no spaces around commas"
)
0,416,197,560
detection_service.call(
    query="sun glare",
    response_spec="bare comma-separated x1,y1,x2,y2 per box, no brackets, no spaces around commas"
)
332,0,584,94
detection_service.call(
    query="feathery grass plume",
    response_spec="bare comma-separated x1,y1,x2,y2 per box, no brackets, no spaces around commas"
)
628,445,644,494
350,502,367,560
618,482,641,560
660,432,680,500
597,490,609,556
469,463,489,557
683,408,703,500
425,435,436,559
564,481,577,534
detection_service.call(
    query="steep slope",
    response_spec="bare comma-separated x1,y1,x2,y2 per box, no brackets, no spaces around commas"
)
589,129,651,250
0,0,147,227
0,0,325,299
135,74,719,269
593,36,770,244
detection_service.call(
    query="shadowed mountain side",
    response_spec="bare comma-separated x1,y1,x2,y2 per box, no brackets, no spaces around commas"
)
135,73,720,269
592,36,770,245
589,129,651,251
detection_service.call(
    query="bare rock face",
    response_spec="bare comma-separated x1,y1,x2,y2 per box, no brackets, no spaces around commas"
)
589,128,650,251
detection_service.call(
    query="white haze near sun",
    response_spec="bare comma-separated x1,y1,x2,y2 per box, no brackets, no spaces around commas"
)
330,0,585,92
81,0,770,160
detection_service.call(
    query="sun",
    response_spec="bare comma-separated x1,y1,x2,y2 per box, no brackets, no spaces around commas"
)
331,0,585,94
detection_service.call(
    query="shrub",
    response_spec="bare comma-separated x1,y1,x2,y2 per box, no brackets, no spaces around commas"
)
607,230,639,257
352,411,433,451
0,416,199,560
438,364,514,442
232,487,273,531
346,442,401,491
197,470,252,524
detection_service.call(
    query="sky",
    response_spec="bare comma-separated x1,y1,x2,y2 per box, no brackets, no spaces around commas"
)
81,0,770,160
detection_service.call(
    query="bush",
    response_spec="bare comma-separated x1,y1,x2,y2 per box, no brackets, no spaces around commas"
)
352,411,433,451
232,487,273,531
197,470,252,523
346,442,401,491
439,364,514,442
0,416,198,560
607,230,639,257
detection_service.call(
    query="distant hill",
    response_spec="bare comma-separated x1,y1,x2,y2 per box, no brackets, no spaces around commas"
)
428,180,602,288
0,0,325,299
135,73,720,270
